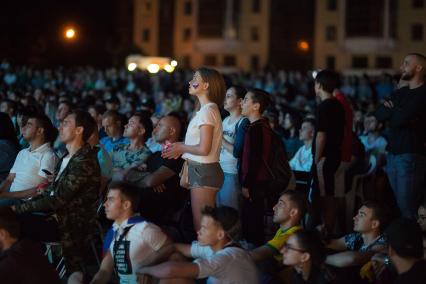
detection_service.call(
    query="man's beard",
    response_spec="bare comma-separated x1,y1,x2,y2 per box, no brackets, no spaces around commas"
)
401,71,414,81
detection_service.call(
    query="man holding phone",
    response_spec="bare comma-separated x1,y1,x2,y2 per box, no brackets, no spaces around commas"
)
0,113,58,206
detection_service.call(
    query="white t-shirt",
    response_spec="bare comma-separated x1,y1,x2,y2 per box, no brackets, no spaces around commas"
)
108,218,167,284
183,103,223,163
219,116,242,174
55,156,71,181
191,241,259,284
289,144,313,172
9,143,58,192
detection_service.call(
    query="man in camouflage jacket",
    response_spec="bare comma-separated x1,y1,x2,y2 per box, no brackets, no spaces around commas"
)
15,110,101,274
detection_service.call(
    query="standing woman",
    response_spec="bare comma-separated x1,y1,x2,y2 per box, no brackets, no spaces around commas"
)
162,67,225,231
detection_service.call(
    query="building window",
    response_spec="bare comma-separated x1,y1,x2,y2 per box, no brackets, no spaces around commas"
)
251,27,259,41
184,1,192,15
325,25,336,41
204,54,217,66
251,55,259,70
375,56,393,68
183,28,192,41
142,29,150,42
412,0,424,8
326,56,336,70
327,0,337,11
352,56,369,69
252,0,260,13
224,55,236,66
411,24,423,41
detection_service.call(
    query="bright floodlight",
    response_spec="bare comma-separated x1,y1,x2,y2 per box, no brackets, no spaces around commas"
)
147,64,160,74
164,64,175,73
65,28,76,39
170,60,178,67
128,63,137,71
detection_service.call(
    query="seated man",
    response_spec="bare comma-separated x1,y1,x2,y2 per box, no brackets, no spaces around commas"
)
289,118,315,173
0,113,58,206
249,190,306,280
100,110,129,153
126,115,187,224
325,201,387,268
0,207,61,284
87,124,113,195
138,206,259,284
110,113,152,180
89,181,171,284
14,110,101,277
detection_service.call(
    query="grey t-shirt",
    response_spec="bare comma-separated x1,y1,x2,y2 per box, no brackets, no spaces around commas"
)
191,242,259,284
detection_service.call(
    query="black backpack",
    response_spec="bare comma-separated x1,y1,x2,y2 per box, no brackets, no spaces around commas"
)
262,128,292,197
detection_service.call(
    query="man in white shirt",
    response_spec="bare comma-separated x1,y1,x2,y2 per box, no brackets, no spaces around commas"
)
0,114,58,205
88,181,171,284
138,206,259,284
289,118,315,172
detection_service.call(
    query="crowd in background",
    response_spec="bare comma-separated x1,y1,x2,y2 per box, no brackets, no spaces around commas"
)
0,53,425,284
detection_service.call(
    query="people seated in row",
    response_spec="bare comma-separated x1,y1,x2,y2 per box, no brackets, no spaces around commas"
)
138,206,259,284
0,113,58,206
126,115,188,225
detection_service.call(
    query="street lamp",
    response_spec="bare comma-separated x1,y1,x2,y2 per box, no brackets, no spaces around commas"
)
64,28,76,40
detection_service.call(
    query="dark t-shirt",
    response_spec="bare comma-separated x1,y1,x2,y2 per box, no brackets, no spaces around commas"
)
313,98,345,160
375,84,426,155
146,151,184,193
394,259,426,284
0,239,61,284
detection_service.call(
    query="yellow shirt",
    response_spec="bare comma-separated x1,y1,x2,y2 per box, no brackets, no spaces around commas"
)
266,225,302,262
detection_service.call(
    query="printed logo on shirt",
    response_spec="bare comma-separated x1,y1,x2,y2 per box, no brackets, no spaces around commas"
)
114,239,132,275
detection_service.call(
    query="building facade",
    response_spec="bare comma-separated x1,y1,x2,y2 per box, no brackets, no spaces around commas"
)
133,0,314,71
314,0,426,73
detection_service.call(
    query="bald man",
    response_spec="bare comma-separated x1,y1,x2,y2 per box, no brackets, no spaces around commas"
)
125,115,188,224
375,53,426,219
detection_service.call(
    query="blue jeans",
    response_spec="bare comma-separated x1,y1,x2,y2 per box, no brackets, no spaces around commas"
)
386,153,426,218
216,173,241,211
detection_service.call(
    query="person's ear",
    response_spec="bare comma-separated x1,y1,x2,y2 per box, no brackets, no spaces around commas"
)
301,252,311,263
37,127,45,137
289,208,299,219
75,126,84,137
371,219,380,231
253,102,260,112
123,199,132,211
217,229,225,241
202,81,209,91
139,127,146,136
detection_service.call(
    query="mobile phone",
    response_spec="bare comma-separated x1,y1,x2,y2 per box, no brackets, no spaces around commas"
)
42,169,53,175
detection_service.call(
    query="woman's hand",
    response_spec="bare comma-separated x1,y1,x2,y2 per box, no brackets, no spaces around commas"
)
161,142,184,159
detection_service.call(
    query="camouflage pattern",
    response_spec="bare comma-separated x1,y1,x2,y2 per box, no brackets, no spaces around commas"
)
16,144,101,273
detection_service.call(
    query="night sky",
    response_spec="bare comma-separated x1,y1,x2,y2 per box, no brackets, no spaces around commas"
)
0,0,133,67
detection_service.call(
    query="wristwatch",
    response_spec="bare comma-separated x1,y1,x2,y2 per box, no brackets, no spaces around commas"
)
384,255,391,267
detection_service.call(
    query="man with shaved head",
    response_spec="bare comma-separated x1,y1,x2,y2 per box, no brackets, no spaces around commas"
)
125,115,188,225
375,53,426,219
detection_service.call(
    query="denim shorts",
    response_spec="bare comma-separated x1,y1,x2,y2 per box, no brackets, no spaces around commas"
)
187,160,224,189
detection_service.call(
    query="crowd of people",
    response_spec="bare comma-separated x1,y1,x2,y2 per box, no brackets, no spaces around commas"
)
0,53,425,284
